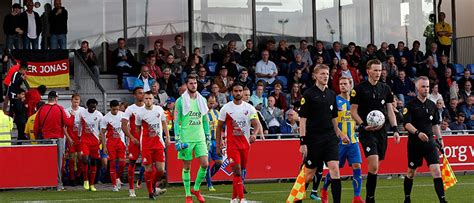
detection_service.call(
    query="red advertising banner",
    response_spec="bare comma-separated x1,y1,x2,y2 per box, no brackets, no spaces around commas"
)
0,145,58,189
167,135,474,183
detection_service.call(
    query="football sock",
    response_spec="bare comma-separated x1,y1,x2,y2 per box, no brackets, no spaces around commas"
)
331,178,342,203
434,178,446,202
366,172,377,202
154,170,164,188
128,162,136,189
322,173,331,191
353,168,362,197
210,162,221,176
404,176,413,200
117,160,126,180
145,170,154,194
68,158,75,181
313,168,323,192
90,165,97,186
110,161,117,186
193,166,207,191
205,165,212,187
82,162,89,181
183,169,191,196
233,175,244,199
242,168,247,186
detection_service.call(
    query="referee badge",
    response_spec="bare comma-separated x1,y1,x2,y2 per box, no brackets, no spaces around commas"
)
351,90,356,97
381,99,385,105
300,98,305,105
330,105,333,110
403,108,408,115
429,115,433,120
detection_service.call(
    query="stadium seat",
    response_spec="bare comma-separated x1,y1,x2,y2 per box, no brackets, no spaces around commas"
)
123,76,137,91
276,76,288,89
468,64,474,79
454,64,464,80
206,62,218,75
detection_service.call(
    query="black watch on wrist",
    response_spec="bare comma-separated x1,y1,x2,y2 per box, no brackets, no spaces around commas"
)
391,126,399,133
356,124,365,132
299,136,306,145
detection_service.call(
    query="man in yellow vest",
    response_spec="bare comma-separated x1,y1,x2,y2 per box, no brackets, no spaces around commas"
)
435,12,453,57
0,106,14,146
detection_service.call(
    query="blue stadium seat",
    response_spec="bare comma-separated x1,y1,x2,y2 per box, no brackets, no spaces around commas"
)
276,76,288,89
123,76,137,91
468,64,474,77
454,64,464,80
206,62,218,75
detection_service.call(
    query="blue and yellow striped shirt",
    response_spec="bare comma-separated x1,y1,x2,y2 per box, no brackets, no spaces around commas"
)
208,109,219,140
336,95,358,144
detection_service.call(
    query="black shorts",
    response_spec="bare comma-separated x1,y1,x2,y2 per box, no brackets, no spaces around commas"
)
304,133,339,169
407,139,440,169
359,129,388,160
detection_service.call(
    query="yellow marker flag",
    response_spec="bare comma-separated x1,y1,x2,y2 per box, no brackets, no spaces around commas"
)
441,154,458,190
287,166,306,202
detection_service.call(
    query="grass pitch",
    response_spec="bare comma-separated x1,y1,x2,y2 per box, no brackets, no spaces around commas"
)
2,175,474,202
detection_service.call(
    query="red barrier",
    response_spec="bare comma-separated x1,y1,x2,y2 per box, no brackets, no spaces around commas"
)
167,135,474,183
0,145,58,189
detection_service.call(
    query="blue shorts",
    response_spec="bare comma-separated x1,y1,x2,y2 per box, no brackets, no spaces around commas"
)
100,149,108,159
208,140,223,161
339,143,362,167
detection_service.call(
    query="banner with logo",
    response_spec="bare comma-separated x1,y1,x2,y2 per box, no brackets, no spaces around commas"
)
11,50,70,88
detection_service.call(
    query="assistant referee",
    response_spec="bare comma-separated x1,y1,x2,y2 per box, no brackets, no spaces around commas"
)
298,64,349,203
350,59,400,203
402,76,447,203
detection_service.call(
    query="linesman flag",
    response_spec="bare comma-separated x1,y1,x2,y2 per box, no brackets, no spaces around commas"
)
286,166,306,202
441,154,458,190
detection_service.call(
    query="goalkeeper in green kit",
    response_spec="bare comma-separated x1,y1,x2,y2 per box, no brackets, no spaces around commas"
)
174,74,211,203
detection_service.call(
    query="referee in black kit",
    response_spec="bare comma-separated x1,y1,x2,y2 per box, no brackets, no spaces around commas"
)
402,76,447,203
297,64,349,203
350,59,400,203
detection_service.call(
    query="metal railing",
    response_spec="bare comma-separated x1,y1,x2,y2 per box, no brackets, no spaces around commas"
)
455,36,474,66
73,50,107,112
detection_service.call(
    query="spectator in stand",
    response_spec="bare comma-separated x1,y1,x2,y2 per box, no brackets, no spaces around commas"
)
77,41,100,80
112,38,137,87
438,67,454,98
425,42,441,68
435,99,450,123
41,5,52,47
241,39,258,76
20,0,42,50
409,40,424,66
448,98,459,120
428,84,443,103
280,109,299,134
256,50,278,85
437,55,454,79
163,97,176,137
218,52,238,78
261,96,284,134
393,41,409,63
134,65,155,92
264,39,279,63
360,43,377,77
276,39,294,75
226,40,242,65
392,70,415,104
459,81,474,103
151,81,168,107
49,0,68,49
210,83,227,108
398,56,415,79
270,83,287,111
214,65,232,93
158,68,179,98
328,41,345,62
150,39,168,65
193,47,204,65
435,12,453,56
383,55,399,80
9,88,28,144
449,112,467,133
6,61,27,100
34,91,71,191
237,68,253,90
182,53,201,81
312,40,331,65
330,57,340,71
450,81,461,101
417,56,438,82
423,14,437,53
242,87,268,136
294,40,313,66
314,55,324,65
289,69,306,91
144,53,162,79
197,65,211,94
344,42,360,68
162,53,183,83
25,101,44,143
379,68,392,87
206,43,222,65
250,82,268,109
288,83,302,107
169,34,187,66
332,59,360,94
289,54,309,81
441,118,452,135
25,85,46,117
376,42,391,62
457,69,474,92
459,95,474,129
3,3,23,49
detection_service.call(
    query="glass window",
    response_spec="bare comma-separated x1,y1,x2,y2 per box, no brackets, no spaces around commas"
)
193,0,252,59
126,0,147,63
374,0,434,51
340,0,370,46
255,0,313,47
316,0,340,46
